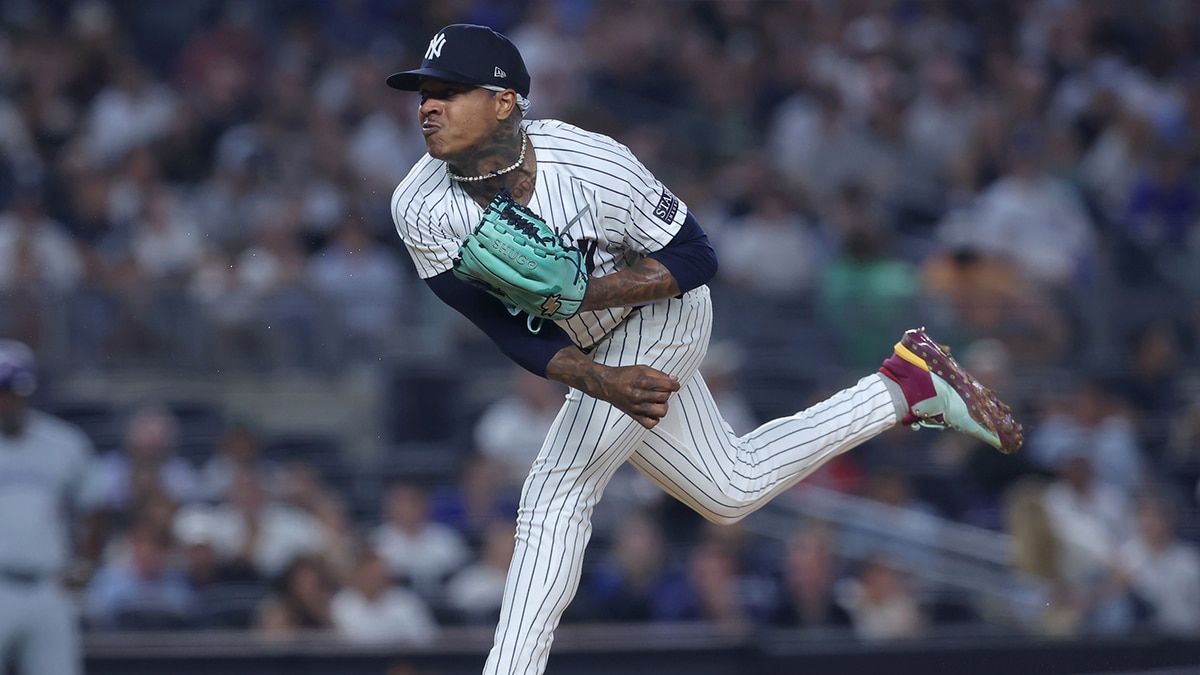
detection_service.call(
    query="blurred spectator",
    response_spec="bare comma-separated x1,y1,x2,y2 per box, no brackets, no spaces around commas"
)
294,112,353,243
126,186,203,286
331,547,438,644
918,245,1069,368
696,520,780,615
187,245,258,362
906,54,980,178
308,488,360,585
175,513,258,591
172,1,262,127
277,462,336,517
1106,138,1200,289
1041,449,1134,634
768,521,852,630
582,512,678,623
94,402,204,513
1113,489,1200,636
199,419,283,502
1002,476,1087,635
83,55,178,167
942,123,1098,291
1027,379,1145,495
652,537,754,631
715,178,824,297
837,555,925,642
152,105,211,185
1079,107,1156,224
947,102,1013,200
184,155,264,251
817,182,918,371
256,555,335,636
854,89,945,239
0,95,38,176
173,466,324,581
10,35,81,163
58,160,119,253
230,197,320,368
0,183,84,293
109,486,181,564
508,0,584,120
345,72,428,192
430,452,520,547
444,520,516,626
86,524,198,630
1113,321,1190,460
1122,143,1198,254
371,482,471,600
307,216,407,362
768,85,873,204
472,369,566,487
840,468,940,571
1004,477,1061,584
258,459,356,582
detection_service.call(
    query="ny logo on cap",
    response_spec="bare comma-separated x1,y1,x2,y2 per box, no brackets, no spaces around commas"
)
425,32,447,60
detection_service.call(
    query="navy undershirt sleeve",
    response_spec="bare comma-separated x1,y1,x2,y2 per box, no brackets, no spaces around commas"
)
646,211,718,294
424,271,575,377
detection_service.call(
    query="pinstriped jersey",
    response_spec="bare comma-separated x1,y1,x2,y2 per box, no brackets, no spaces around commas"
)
391,118,690,349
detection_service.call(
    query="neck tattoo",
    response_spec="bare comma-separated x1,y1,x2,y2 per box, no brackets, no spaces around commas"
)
447,130,527,183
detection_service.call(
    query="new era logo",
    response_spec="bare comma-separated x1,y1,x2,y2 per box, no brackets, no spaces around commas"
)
494,66,507,78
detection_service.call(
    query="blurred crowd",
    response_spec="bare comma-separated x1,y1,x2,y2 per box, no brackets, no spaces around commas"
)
3,0,1200,647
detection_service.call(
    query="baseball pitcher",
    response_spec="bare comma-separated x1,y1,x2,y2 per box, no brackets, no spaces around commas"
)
387,24,1022,675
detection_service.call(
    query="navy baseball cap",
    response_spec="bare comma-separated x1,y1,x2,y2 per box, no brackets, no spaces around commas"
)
386,24,531,97
0,340,36,397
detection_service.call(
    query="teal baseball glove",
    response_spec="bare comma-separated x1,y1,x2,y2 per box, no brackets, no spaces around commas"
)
453,191,589,332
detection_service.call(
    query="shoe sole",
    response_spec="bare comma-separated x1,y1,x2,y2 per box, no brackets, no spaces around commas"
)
896,329,1024,454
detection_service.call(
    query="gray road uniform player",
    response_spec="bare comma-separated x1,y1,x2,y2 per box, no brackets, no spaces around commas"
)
389,24,1021,675
0,341,103,675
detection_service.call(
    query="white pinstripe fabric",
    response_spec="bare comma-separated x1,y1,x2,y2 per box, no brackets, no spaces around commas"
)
482,286,898,674
392,119,690,349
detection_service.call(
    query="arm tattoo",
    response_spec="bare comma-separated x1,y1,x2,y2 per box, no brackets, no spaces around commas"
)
579,257,681,312
544,346,606,397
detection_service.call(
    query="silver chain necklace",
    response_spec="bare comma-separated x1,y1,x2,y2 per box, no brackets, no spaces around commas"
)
446,130,527,183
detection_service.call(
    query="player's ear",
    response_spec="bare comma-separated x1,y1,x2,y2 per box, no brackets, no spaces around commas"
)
493,89,519,120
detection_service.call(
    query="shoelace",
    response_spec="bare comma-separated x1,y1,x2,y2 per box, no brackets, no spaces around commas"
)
910,419,948,432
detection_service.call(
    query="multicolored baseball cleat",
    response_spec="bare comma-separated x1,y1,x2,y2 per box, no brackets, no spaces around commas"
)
879,327,1024,454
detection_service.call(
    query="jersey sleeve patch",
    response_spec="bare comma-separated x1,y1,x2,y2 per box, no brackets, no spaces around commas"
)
653,191,680,225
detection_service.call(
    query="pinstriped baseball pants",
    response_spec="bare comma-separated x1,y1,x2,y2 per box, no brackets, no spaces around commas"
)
483,285,899,675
